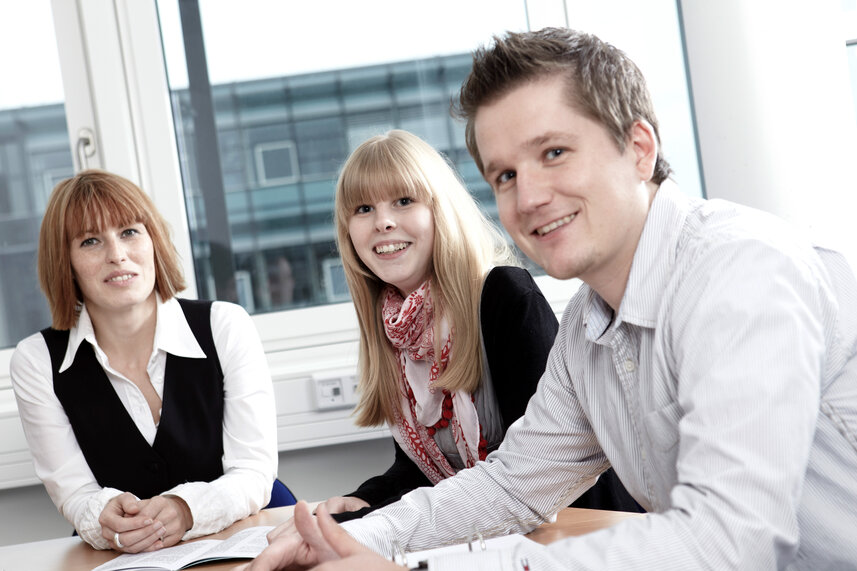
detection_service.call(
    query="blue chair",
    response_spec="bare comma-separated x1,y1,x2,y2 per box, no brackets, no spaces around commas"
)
266,478,297,508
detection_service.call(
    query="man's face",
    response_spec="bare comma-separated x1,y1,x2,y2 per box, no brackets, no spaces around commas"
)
474,74,655,299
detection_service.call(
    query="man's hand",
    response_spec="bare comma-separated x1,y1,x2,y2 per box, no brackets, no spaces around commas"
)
265,496,370,544
235,501,400,571
309,503,405,571
99,492,166,553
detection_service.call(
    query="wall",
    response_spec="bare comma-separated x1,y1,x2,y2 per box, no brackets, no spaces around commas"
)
680,0,857,267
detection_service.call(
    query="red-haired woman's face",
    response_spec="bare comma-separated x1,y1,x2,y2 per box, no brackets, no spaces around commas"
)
69,222,156,315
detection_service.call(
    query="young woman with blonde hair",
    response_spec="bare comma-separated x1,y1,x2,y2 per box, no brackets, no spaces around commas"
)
305,130,638,522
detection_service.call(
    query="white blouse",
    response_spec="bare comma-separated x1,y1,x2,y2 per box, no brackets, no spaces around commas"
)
10,297,278,549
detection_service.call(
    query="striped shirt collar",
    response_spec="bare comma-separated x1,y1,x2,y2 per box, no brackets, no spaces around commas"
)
584,180,690,340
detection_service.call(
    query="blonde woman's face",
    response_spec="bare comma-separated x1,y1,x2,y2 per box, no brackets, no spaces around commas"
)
348,195,434,296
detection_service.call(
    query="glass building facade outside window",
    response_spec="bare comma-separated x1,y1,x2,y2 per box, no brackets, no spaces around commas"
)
169,53,497,313
0,2,73,349
157,0,703,317
158,0,533,314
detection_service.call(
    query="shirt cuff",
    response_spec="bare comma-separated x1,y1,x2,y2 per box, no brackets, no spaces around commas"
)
341,517,397,558
165,478,263,540
76,487,125,550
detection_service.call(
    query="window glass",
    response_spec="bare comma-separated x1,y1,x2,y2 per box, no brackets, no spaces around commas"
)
0,2,73,348
156,0,531,312
156,0,701,315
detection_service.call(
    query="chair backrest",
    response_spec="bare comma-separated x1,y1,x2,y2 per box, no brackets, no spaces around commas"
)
266,478,297,508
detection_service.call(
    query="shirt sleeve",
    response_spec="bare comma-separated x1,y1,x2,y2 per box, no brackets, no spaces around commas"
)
341,321,608,559
166,301,278,539
9,334,122,550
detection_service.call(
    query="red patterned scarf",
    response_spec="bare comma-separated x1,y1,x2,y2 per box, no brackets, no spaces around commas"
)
382,280,485,484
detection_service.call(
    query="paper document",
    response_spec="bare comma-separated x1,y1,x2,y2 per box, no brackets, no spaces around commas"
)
92,525,273,571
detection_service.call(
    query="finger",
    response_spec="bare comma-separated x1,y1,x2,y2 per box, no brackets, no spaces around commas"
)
101,515,155,544
109,514,156,534
294,500,341,564
142,539,165,553
139,496,192,544
113,521,166,553
135,496,167,520
123,533,162,554
316,504,371,559
117,493,142,515
265,517,296,542
293,501,324,547
243,532,300,571
100,494,149,535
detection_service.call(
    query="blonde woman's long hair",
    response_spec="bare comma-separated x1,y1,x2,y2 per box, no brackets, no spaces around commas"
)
335,130,516,427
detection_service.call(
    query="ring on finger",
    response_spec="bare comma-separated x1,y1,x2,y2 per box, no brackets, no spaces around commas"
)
114,531,124,549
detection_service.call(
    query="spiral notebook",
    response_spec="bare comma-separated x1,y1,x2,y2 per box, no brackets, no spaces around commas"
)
393,533,538,569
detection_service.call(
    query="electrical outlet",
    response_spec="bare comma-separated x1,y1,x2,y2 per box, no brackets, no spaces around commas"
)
312,369,358,410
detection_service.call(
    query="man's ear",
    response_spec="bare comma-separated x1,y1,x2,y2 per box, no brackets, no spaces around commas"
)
629,120,658,182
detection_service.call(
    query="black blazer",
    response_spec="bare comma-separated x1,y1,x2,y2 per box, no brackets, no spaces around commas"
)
333,266,559,521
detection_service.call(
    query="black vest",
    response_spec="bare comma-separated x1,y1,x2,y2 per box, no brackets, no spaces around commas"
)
42,299,225,499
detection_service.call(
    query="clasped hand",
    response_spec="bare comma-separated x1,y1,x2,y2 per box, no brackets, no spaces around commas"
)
99,492,193,553
234,501,404,571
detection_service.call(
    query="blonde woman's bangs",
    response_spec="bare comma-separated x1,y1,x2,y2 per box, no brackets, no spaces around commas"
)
338,143,434,215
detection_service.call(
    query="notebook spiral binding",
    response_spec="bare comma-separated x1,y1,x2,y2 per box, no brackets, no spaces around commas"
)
390,528,487,568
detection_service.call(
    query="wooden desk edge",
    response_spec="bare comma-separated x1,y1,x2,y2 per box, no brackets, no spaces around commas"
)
0,505,643,570
526,507,645,545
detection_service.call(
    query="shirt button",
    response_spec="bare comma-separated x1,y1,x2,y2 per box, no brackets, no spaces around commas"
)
624,359,636,372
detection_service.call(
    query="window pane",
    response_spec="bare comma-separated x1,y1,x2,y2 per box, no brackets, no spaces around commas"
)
0,2,73,348
156,0,701,314
157,0,531,312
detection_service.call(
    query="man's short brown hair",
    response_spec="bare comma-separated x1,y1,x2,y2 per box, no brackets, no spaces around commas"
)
39,169,186,329
454,27,672,185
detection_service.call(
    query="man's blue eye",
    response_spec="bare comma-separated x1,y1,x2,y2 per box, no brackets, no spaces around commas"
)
497,171,515,184
547,148,563,159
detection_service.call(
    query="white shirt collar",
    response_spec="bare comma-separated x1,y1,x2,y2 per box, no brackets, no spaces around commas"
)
59,296,206,372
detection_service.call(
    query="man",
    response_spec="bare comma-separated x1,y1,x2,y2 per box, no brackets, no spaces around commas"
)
241,27,857,570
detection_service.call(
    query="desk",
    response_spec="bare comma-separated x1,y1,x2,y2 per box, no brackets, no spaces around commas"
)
0,506,644,571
